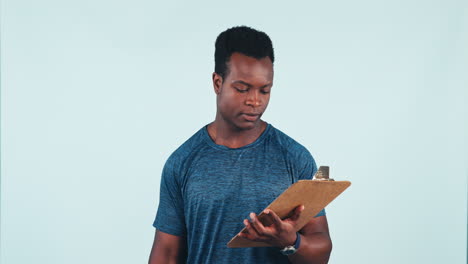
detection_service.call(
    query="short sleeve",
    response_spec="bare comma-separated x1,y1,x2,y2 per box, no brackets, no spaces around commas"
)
292,146,326,218
314,209,326,217
153,156,187,237
295,146,317,181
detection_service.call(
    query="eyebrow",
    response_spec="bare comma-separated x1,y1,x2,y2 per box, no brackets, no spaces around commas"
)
232,80,272,89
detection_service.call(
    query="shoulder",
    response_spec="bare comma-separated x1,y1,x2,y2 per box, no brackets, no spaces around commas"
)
268,125,317,174
269,125,312,157
164,127,208,169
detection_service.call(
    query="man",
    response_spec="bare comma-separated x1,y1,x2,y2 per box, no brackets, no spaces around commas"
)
149,26,332,264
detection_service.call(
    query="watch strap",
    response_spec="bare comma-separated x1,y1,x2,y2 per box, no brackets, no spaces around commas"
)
279,232,301,255
294,231,301,249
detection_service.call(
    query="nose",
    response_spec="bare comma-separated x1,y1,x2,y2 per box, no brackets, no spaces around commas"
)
245,90,262,107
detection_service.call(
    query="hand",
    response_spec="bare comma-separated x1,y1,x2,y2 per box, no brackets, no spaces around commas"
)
238,205,305,248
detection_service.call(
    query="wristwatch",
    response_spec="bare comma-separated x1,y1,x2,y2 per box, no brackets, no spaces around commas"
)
279,232,301,255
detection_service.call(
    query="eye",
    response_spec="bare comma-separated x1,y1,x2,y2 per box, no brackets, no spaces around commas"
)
261,90,270,94
234,87,249,93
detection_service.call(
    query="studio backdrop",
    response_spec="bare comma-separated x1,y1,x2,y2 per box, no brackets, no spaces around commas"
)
1,0,467,263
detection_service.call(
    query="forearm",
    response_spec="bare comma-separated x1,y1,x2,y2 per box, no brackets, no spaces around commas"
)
287,232,332,264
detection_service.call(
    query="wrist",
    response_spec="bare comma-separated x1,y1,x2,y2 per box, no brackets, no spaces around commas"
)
281,232,298,248
279,232,301,255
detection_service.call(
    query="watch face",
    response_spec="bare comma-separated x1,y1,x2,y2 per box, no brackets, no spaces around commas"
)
280,246,297,255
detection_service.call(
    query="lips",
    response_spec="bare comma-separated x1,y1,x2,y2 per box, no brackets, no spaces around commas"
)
241,113,260,122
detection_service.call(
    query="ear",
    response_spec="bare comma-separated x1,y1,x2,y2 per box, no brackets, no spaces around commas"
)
212,72,223,95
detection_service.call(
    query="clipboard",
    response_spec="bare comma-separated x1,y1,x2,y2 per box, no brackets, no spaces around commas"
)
227,166,351,248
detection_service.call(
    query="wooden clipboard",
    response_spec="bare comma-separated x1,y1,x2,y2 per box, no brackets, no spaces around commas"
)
227,167,351,248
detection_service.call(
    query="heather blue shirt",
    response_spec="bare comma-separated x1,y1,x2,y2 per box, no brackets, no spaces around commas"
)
153,124,325,264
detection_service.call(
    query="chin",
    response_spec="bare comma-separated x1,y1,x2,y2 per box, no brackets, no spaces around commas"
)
234,120,260,131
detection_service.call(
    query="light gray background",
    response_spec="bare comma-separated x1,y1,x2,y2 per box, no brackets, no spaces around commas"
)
1,0,467,263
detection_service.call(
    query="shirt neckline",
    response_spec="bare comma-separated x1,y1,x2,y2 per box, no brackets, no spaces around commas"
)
202,123,271,151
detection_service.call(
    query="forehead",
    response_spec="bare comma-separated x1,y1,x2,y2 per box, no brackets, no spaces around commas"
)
226,52,274,83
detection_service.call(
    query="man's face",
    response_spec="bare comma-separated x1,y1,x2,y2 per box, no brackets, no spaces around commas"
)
213,52,273,130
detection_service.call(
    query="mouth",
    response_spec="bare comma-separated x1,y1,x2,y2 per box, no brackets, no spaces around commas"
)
241,113,261,122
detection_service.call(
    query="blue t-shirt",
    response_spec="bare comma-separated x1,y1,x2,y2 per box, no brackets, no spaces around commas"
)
153,124,325,263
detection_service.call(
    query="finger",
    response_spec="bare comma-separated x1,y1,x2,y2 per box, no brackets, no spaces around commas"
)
242,219,260,240
288,205,305,222
263,209,283,230
249,212,269,236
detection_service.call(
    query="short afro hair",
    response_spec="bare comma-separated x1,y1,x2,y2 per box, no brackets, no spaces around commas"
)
214,26,275,79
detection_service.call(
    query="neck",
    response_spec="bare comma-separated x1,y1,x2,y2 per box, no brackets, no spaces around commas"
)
207,115,267,149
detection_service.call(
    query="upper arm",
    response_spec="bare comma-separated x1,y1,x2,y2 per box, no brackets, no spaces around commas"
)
299,214,332,257
148,230,187,264
300,215,330,237
289,215,332,264
153,156,187,236
150,155,187,263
